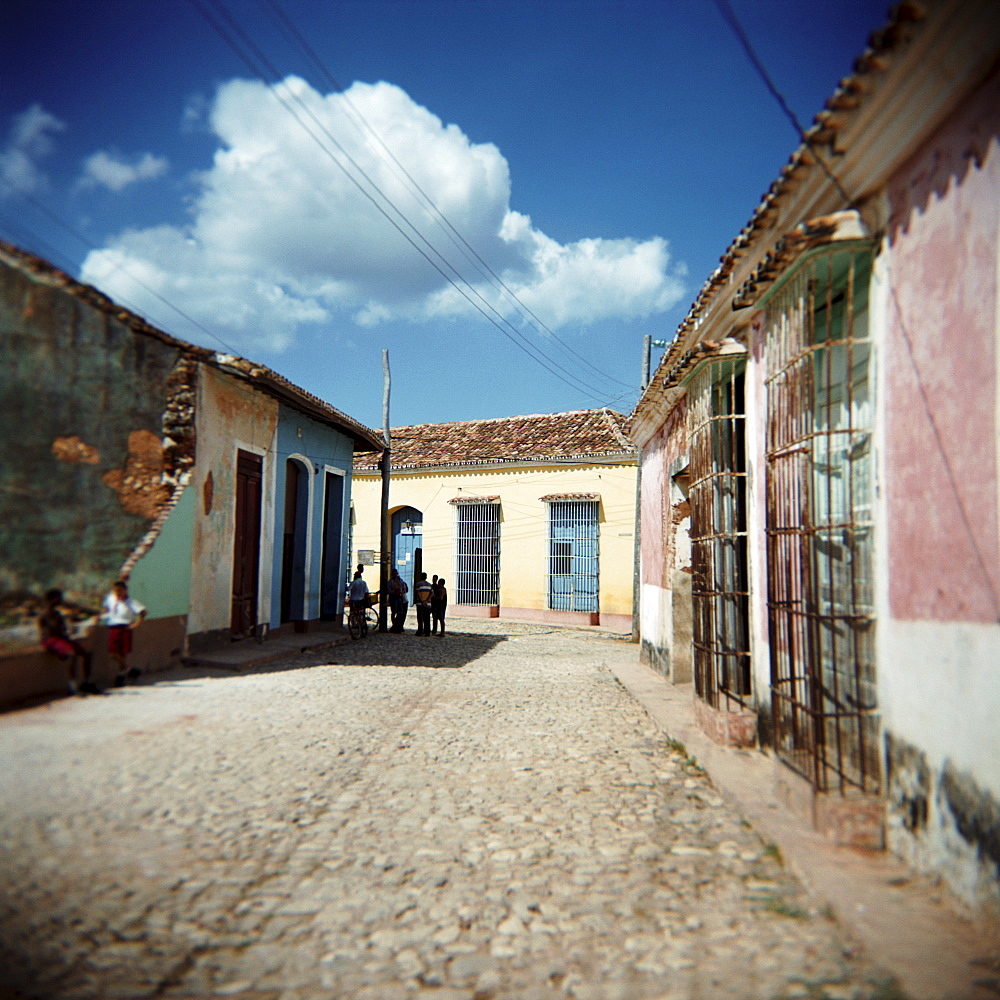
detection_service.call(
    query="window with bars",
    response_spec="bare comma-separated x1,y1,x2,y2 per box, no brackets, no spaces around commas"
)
688,359,751,711
454,503,500,605
547,501,599,613
763,244,879,796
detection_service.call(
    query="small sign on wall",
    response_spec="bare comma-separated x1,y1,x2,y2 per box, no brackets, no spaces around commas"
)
357,549,375,565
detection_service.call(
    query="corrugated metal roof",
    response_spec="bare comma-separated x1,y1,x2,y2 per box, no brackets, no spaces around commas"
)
354,408,636,472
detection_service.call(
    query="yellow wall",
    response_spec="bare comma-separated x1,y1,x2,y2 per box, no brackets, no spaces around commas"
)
352,462,637,622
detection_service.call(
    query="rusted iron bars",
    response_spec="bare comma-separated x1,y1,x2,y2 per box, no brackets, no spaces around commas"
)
764,247,879,796
689,360,752,712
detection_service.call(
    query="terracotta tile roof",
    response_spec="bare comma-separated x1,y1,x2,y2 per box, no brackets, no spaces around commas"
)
539,493,600,501
354,408,635,471
448,495,500,504
0,240,384,452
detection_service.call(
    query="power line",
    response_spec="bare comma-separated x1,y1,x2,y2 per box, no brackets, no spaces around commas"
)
0,180,243,356
710,0,854,205
713,0,999,619
191,0,630,404
260,0,636,394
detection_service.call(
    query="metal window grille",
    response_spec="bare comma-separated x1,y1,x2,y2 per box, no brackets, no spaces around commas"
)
454,503,500,605
547,501,599,613
764,246,879,795
689,359,751,710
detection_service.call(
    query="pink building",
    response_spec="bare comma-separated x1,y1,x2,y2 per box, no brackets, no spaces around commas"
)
629,0,1000,921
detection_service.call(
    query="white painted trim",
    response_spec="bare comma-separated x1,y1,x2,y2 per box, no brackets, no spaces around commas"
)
871,240,893,738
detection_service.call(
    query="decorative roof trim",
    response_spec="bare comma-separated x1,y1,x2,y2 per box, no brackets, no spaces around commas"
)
448,495,500,504
539,493,600,502
354,453,635,473
664,338,749,392
628,0,1000,447
732,211,871,309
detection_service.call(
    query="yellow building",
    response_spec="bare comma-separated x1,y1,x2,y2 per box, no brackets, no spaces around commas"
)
352,409,637,630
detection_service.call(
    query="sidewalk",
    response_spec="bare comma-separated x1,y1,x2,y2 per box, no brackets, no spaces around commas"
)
606,653,1000,1000
181,621,351,670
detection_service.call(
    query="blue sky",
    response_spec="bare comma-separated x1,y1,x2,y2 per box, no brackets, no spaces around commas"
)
1,0,889,429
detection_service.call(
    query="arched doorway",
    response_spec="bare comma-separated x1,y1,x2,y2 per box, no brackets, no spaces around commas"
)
280,458,310,623
391,506,423,595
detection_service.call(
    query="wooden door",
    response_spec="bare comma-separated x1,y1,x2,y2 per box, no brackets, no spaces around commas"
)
231,450,263,635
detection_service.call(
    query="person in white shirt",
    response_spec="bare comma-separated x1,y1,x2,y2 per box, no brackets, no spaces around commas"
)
348,571,370,606
102,580,146,687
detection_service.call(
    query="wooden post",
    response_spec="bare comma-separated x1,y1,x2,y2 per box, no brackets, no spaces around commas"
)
379,350,391,631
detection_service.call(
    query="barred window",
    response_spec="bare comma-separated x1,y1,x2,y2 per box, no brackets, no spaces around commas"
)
547,501,599,613
688,358,750,711
454,503,500,605
764,244,878,795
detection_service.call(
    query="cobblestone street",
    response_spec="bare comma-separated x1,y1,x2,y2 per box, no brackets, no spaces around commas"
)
0,622,897,1000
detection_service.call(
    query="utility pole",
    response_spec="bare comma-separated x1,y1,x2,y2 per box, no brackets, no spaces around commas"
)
378,350,391,632
642,335,669,388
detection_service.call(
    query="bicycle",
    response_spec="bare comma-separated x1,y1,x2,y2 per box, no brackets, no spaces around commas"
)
348,591,380,640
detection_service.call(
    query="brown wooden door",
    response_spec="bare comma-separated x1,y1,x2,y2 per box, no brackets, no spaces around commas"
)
231,450,263,635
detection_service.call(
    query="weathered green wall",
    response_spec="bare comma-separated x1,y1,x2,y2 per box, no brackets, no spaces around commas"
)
0,258,182,611
129,487,195,618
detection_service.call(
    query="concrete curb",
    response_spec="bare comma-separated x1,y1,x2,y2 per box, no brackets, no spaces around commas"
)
604,653,999,1000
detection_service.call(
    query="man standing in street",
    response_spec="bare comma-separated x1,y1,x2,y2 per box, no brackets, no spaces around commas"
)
414,572,433,636
388,568,409,632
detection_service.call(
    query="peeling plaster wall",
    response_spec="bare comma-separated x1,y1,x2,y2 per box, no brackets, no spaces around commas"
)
0,256,186,617
638,400,689,678
874,65,1000,917
270,406,354,624
188,365,278,636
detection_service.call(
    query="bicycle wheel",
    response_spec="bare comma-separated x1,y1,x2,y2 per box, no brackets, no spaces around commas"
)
348,609,363,640
365,607,379,631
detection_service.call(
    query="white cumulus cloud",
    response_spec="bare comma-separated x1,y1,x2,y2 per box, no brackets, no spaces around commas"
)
79,150,169,192
0,104,64,197
81,77,685,352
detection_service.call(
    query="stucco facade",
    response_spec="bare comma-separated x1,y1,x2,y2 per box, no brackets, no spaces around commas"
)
629,1,1000,920
353,461,636,629
351,410,637,630
0,242,382,706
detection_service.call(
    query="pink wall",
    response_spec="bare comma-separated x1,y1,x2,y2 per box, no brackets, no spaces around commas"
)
884,67,1000,624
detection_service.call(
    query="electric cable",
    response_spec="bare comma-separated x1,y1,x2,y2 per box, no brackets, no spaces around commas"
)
712,0,1000,617
191,0,628,404
710,0,854,205
0,180,243,356
260,0,636,393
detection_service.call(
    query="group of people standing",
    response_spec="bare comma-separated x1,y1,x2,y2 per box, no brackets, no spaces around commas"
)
388,568,448,636
349,566,449,636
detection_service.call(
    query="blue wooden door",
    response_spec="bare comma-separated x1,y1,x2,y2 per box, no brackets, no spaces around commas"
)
392,507,423,595
547,501,599,613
